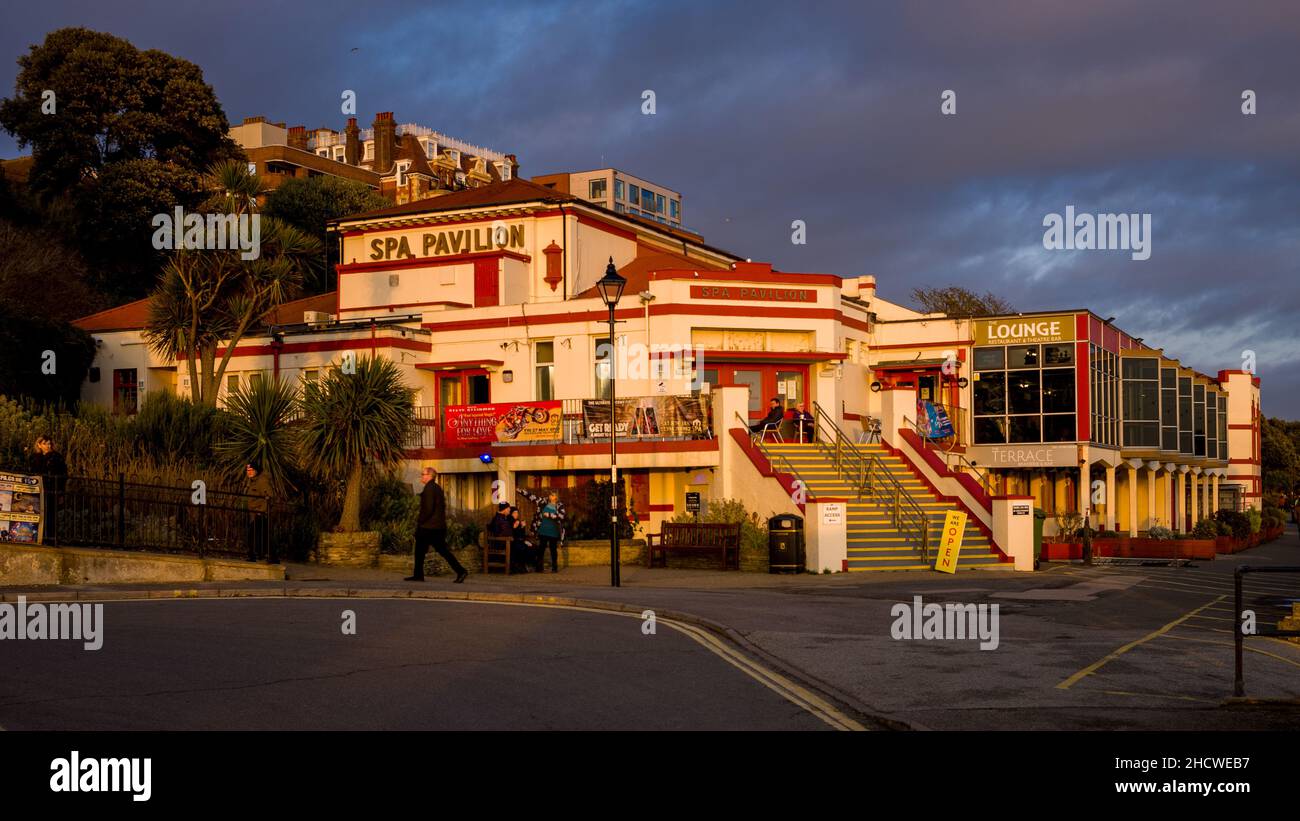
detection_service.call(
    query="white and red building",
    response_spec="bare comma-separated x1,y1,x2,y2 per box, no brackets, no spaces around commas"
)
73,177,1264,567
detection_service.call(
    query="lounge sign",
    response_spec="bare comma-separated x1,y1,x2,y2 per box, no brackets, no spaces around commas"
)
690,285,816,303
975,314,1076,346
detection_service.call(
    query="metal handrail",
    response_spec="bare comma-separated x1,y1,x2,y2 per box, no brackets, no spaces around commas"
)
811,403,932,563
902,414,992,495
734,411,816,503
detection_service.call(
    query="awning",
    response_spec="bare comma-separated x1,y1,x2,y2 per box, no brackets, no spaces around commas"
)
416,359,505,372
872,358,957,371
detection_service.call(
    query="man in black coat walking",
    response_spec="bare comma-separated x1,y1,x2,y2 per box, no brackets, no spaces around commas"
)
408,466,467,583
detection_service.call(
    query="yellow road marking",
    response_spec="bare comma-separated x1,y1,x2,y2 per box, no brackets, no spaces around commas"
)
1056,595,1226,689
1160,632,1300,669
1097,689,1219,704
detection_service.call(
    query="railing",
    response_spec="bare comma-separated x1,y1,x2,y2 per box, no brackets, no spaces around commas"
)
42,474,285,561
734,412,818,500
903,414,992,495
811,403,932,563
1233,565,1300,697
410,395,714,448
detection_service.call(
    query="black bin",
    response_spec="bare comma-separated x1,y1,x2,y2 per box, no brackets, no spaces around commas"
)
768,514,805,573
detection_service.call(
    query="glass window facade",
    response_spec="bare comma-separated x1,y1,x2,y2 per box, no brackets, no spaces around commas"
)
973,343,1075,444
1160,368,1178,451
1178,376,1192,454
1090,345,1119,447
1121,357,1160,448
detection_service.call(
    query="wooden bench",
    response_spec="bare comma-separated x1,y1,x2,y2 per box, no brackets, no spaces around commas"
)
482,534,514,574
647,522,742,570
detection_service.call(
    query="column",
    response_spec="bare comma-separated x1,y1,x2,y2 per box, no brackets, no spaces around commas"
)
1078,460,1091,520
1126,461,1140,536
1104,463,1117,532
1145,461,1160,534
1164,463,1176,531
1210,472,1220,515
1175,469,1187,533
1189,469,1200,528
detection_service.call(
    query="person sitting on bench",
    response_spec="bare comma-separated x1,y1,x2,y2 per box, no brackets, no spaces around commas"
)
749,397,785,436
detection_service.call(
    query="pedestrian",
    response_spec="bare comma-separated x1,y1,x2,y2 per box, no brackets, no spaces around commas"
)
536,491,564,573
408,467,467,583
243,462,274,562
28,434,67,545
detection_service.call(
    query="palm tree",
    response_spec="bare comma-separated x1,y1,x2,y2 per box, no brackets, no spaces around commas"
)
298,356,415,532
216,375,300,492
143,160,320,406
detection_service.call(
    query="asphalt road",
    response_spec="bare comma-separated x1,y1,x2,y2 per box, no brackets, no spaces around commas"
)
0,598,833,731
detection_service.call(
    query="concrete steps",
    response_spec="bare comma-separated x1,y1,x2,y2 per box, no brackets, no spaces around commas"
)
758,441,1006,572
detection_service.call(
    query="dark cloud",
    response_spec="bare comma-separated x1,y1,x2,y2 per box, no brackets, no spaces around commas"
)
3,0,1296,414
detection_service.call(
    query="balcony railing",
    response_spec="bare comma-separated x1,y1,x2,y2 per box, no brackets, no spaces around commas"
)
409,394,714,449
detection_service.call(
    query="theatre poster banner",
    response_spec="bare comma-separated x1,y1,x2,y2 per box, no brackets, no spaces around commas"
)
0,472,44,544
582,395,711,439
444,401,562,445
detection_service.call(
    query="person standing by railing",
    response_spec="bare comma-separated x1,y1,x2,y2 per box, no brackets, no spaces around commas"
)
243,462,273,562
29,435,67,545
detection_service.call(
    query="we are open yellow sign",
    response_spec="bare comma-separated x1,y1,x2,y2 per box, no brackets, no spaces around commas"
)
935,510,968,574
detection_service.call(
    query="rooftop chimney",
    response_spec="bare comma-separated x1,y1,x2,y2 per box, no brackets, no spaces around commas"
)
373,112,396,173
859,275,877,300
344,117,360,166
287,125,308,151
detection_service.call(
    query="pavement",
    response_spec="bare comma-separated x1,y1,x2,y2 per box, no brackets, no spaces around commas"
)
2,526,1298,731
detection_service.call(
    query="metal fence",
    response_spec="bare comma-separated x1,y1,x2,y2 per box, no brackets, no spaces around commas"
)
43,474,284,562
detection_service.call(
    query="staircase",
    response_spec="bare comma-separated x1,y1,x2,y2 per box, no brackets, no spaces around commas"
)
758,439,1006,571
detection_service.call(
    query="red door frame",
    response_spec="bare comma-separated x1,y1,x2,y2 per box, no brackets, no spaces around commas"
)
435,368,490,444
706,362,810,420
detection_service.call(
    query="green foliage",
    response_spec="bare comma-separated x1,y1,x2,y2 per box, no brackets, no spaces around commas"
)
214,376,299,493
362,473,419,554
909,285,1014,318
0,28,240,301
670,497,770,554
131,391,224,465
448,505,494,551
1190,518,1219,539
1213,509,1250,540
1053,511,1084,539
1146,526,1175,540
298,356,415,531
1094,529,1123,539
0,305,95,404
559,477,634,540
0,218,105,322
1246,507,1262,534
1261,417,1300,497
1217,520,1232,537
263,176,389,293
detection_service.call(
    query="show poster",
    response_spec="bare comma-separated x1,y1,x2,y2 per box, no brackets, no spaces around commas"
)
0,472,44,544
917,400,955,439
443,401,562,445
582,395,711,439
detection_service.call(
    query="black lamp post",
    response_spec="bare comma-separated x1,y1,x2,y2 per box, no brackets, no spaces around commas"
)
596,257,627,587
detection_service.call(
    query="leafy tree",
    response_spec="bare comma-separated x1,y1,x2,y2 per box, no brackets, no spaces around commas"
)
910,285,1014,317
263,176,389,293
0,217,105,321
216,376,299,494
0,305,94,404
143,161,320,406
0,27,241,299
1261,416,1300,495
297,356,415,533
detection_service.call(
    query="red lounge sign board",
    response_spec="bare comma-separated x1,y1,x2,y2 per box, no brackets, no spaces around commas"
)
443,401,562,445
690,285,816,303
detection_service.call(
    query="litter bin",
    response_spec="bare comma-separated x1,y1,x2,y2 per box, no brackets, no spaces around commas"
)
769,514,805,573
1033,508,1047,569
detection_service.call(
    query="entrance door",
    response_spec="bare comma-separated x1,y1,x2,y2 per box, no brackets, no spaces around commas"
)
700,364,809,420
437,370,490,444
917,374,938,402
113,369,139,415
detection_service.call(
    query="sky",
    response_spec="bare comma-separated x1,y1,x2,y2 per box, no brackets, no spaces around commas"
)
3,0,1298,416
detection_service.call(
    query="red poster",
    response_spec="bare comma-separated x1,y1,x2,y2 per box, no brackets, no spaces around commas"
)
443,401,562,446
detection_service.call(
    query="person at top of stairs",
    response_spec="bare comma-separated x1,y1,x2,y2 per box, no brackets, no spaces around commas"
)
749,397,785,434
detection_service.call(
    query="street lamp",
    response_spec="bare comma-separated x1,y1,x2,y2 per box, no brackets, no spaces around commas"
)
596,257,627,587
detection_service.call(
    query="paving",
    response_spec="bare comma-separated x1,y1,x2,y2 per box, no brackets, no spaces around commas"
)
2,526,1298,730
